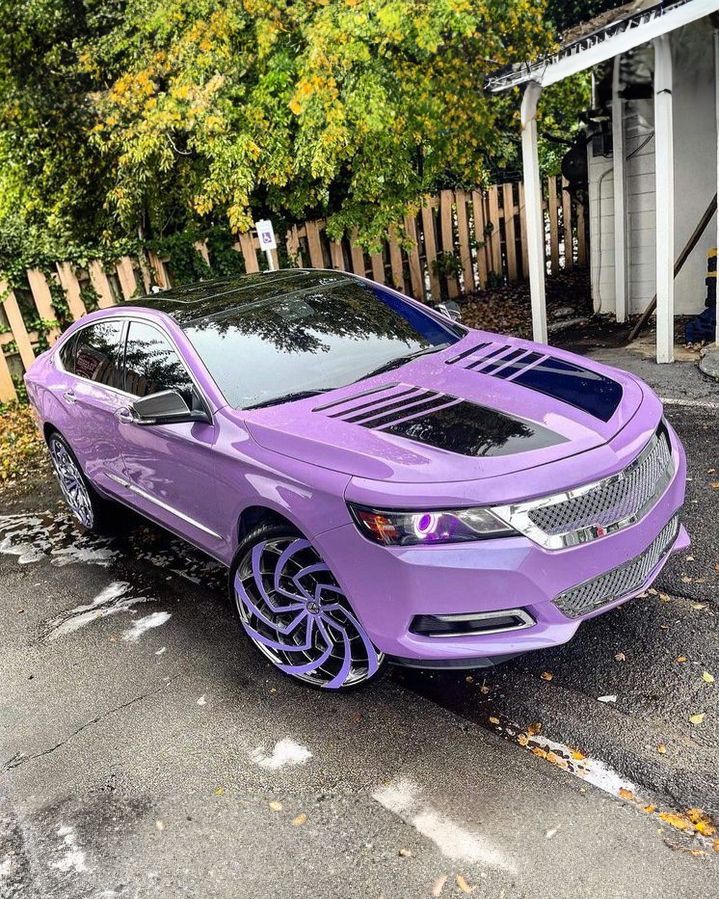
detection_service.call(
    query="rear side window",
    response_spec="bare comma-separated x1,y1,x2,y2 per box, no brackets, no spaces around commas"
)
124,321,194,406
58,333,78,372
73,321,125,389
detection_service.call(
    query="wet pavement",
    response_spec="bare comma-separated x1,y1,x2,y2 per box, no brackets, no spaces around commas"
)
1,348,718,897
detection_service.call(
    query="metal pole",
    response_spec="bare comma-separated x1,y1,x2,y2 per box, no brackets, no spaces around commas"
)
653,34,674,363
520,81,548,345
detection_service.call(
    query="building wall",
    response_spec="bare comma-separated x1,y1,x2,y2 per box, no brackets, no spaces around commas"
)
588,18,717,318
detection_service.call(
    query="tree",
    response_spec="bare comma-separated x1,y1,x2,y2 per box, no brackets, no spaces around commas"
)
0,1,573,260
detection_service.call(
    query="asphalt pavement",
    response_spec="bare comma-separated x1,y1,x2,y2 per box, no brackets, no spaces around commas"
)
1,345,718,897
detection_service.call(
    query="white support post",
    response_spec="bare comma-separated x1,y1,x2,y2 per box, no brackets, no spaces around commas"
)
715,30,719,346
521,81,548,345
654,34,674,364
612,55,627,323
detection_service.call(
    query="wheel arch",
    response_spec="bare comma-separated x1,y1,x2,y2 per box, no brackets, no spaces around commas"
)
236,504,300,547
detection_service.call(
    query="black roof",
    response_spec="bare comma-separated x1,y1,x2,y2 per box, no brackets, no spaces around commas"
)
127,269,354,326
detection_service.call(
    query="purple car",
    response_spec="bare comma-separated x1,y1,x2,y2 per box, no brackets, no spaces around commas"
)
25,270,688,689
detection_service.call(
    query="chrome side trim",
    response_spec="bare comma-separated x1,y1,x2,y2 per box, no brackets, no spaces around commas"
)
426,608,535,637
106,472,223,540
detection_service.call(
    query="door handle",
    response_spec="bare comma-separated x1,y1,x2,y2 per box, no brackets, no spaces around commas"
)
63,389,77,405
116,406,136,424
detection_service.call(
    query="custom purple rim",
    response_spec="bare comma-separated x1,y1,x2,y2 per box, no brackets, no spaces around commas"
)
234,537,383,688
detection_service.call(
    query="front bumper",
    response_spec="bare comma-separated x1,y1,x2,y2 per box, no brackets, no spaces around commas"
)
314,427,688,663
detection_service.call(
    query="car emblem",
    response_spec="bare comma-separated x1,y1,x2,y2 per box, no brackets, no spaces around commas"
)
306,601,320,614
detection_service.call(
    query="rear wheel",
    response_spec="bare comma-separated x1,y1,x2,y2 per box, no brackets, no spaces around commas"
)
230,523,385,690
47,432,124,535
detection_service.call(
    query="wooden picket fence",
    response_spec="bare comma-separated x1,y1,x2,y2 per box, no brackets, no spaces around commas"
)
0,175,587,403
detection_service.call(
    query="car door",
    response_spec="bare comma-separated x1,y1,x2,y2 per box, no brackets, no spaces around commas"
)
55,318,131,494
116,318,226,558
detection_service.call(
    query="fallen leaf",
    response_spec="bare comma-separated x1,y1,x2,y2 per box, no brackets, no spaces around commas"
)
398,847,412,857
213,787,225,797
569,749,586,761
676,656,688,663
686,555,694,561
618,788,636,802
465,675,474,684
702,672,715,684
531,747,548,759
479,684,490,695
488,716,500,726
155,820,164,831
713,838,719,853
692,603,707,610
658,812,691,831
597,695,617,703
292,813,307,827
545,827,558,839
687,808,716,836
527,722,542,736
658,592,671,602
456,874,474,894
431,875,447,897
269,800,283,812
681,576,693,584
643,805,657,814
546,751,569,769
689,713,706,725
657,744,667,754
541,671,553,681
710,482,719,489
614,652,626,662
517,733,529,747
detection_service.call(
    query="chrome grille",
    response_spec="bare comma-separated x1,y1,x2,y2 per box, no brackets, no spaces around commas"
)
492,426,674,549
554,514,680,619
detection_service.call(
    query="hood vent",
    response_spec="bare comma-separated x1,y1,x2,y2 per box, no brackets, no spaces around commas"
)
315,383,461,429
445,342,623,422
314,383,565,457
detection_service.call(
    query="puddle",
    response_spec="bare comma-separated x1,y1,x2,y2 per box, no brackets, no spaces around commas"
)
43,582,153,641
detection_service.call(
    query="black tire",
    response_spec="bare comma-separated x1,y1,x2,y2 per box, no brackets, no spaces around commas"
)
229,522,386,691
47,431,128,536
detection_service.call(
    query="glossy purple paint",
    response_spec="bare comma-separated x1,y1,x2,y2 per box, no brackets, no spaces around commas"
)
24,273,688,678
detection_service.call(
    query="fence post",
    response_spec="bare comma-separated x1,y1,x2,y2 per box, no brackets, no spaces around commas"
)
26,269,61,343
88,261,117,308
548,176,560,275
116,257,140,300
420,202,441,300
403,214,425,300
486,187,501,277
454,191,474,293
471,191,488,289
561,177,574,270
0,345,15,402
56,262,87,320
2,283,35,371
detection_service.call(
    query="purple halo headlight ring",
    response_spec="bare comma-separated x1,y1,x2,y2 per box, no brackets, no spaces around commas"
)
348,503,516,546
234,536,384,689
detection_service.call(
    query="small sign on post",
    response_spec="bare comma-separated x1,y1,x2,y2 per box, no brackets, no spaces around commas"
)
255,219,278,271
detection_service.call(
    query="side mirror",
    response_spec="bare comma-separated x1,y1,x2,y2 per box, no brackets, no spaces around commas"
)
130,389,210,426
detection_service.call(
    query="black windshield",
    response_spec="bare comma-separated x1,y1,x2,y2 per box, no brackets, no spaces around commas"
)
183,279,463,409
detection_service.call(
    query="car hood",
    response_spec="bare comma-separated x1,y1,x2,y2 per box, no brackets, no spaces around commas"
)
241,334,649,486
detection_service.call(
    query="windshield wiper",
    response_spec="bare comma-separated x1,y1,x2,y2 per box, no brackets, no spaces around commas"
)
357,342,452,381
244,389,330,410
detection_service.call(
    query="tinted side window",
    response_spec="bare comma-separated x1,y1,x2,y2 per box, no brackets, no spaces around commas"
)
74,321,125,388
58,333,78,373
124,321,194,405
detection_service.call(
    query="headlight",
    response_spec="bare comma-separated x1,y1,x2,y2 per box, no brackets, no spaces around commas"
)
347,503,516,546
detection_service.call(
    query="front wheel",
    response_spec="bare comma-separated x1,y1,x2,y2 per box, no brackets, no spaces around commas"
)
230,524,385,690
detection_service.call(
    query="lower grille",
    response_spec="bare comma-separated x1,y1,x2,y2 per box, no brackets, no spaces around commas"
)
553,514,680,619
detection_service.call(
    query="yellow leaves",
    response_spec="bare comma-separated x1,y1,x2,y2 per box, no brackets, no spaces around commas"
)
689,713,706,725
268,800,283,812
657,744,667,754
659,808,716,836
687,808,716,836
540,671,553,682
643,804,657,814
702,671,715,684
0,403,46,485
658,812,691,831
291,813,307,826
676,656,688,664
488,716,500,726
618,788,636,802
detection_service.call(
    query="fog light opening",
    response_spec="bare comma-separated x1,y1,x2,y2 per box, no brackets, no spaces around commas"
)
411,609,534,638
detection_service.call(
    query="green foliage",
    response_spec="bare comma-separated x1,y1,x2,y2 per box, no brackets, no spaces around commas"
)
0,0,570,261
547,0,619,32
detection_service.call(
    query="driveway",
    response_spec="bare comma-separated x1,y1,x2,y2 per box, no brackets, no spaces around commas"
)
1,348,718,898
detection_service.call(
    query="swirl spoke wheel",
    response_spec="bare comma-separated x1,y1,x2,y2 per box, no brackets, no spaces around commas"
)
49,435,94,530
233,527,384,690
